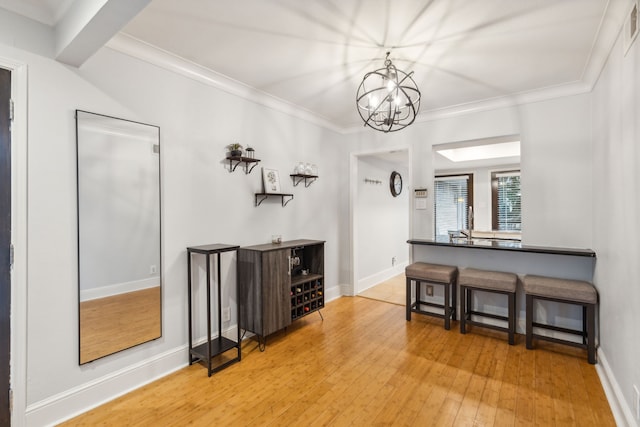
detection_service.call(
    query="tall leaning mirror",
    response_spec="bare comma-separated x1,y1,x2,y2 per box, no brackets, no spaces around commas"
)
76,110,161,364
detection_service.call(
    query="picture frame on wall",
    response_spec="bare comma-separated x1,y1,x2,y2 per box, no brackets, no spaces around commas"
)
262,168,281,194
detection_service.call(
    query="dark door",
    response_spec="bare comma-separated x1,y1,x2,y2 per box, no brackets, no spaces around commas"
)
0,66,12,425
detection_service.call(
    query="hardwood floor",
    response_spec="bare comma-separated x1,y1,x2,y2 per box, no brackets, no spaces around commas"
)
64,296,614,426
358,273,406,306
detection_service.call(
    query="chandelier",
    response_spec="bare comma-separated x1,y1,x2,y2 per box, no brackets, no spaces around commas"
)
356,52,421,133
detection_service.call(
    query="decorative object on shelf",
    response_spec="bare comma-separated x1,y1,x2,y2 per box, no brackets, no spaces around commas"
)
226,142,243,157
356,52,421,133
245,146,255,158
390,171,402,197
271,235,282,244
290,162,319,187
262,168,281,193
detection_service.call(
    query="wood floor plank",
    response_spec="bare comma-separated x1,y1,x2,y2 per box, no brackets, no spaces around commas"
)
62,296,616,427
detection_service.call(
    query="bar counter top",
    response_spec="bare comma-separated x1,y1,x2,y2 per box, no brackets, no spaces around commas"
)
408,238,595,258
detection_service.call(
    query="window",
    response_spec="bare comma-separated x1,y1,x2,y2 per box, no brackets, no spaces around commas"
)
492,170,521,231
434,174,473,238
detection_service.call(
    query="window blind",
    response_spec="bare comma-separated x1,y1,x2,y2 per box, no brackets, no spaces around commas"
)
496,173,521,231
434,175,470,238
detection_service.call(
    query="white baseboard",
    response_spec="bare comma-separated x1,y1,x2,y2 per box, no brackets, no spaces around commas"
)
324,285,342,302
357,262,408,293
596,349,638,427
26,325,239,426
26,345,187,427
80,278,160,301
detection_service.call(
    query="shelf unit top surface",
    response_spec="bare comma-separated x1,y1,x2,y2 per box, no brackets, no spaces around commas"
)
240,239,325,252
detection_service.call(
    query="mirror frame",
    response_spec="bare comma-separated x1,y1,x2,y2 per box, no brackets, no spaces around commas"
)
75,110,162,364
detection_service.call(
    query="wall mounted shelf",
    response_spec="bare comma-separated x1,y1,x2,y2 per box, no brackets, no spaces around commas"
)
226,156,260,174
255,193,294,207
290,174,318,187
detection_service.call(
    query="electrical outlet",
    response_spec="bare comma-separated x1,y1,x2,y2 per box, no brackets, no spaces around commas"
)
222,306,230,322
149,265,157,275
426,285,434,297
634,384,639,420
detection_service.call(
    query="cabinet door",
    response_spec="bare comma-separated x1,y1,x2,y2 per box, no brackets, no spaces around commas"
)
261,249,292,335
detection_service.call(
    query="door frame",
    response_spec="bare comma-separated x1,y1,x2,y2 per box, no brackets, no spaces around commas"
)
0,55,28,426
349,145,413,296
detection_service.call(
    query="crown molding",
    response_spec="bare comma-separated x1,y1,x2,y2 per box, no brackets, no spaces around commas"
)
108,0,628,136
105,33,344,134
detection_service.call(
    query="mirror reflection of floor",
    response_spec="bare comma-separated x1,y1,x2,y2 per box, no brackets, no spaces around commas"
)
80,286,161,364
357,273,405,306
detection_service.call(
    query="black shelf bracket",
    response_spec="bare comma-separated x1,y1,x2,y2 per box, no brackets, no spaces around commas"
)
255,193,294,207
290,174,318,188
227,156,260,174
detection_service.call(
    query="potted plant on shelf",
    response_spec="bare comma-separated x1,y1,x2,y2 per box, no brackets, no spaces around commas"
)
226,143,243,157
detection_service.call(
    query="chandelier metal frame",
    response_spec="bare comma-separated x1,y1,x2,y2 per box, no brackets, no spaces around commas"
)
356,52,421,133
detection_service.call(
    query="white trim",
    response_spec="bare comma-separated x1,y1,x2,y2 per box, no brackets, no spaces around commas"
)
342,81,592,133
1,54,29,427
106,33,601,135
596,349,639,427
323,285,342,303
357,262,408,293
80,278,159,301
26,345,187,427
106,33,343,134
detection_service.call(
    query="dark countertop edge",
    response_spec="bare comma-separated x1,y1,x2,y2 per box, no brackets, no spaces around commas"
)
241,239,326,252
407,239,596,258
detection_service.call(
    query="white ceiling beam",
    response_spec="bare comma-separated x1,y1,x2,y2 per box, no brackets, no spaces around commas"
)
55,0,151,67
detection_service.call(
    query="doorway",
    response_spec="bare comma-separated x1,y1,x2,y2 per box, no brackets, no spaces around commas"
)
0,66,12,425
350,147,411,301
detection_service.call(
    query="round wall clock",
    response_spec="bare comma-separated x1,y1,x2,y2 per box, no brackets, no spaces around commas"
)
390,171,402,197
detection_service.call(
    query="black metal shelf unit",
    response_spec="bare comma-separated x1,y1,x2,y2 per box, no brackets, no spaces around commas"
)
187,243,241,376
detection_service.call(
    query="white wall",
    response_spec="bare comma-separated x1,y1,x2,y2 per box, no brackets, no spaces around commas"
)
347,93,593,250
2,39,346,424
591,20,640,426
355,155,409,290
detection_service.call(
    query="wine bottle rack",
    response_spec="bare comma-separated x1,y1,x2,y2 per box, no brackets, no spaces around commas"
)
290,276,324,320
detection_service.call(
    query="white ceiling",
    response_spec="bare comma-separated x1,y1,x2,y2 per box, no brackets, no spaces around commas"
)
0,0,621,130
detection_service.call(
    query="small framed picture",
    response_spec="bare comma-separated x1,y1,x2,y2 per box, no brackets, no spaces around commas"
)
262,168,281,194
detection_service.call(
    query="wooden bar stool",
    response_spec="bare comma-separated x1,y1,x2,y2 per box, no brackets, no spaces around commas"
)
523,275,598,364
459,268,518,345
405,262,458,330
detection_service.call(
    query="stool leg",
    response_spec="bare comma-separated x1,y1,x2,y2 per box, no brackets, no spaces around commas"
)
508,292,516,345
526,294,534,349
406,277,411,321
452,280,457,321
582,305,588,346
587,303,596,364
444,280,451,330
460,286,467,334
460,285,467,334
